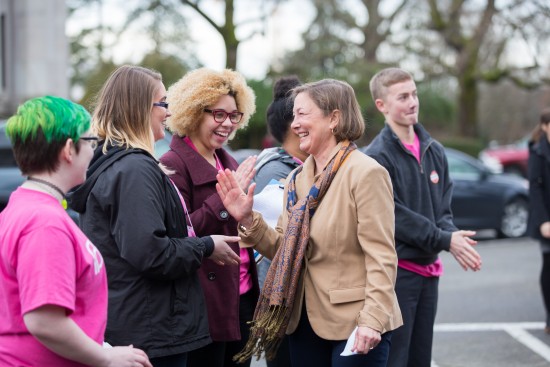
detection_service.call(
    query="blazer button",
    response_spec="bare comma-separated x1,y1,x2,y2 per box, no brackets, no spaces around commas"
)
220,210,229,219
207,272,216,281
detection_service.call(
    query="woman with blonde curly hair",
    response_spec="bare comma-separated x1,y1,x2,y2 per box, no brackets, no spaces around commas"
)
160,68,259,367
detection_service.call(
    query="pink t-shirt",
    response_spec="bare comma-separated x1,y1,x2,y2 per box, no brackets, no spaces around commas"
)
0,188,108,367
401,133,444,277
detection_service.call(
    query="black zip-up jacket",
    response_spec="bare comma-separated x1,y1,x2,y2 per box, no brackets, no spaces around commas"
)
528,137,550,250
68,144,213,358
363,124,456,265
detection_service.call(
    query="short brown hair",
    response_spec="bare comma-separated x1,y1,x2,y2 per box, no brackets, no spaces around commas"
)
369,68,413,102
292,79,365,142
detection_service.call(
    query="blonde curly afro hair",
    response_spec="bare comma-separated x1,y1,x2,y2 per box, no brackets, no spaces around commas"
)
166,68,256,138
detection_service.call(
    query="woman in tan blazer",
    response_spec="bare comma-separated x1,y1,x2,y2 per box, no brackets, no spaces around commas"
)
217,79,402,367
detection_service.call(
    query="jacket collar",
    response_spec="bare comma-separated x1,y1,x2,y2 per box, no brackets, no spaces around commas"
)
301,141,346,184
168,134,238,185
382,123,434,153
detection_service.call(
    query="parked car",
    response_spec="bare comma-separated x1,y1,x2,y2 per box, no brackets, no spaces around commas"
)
0,120,23,213
479,137,529,177
446,147,529,238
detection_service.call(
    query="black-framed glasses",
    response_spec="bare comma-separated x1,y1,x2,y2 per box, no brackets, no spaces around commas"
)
80,136,99,149
153,101,169,109
204,108,244,124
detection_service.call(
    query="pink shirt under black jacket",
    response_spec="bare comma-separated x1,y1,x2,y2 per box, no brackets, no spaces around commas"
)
160,134,260,341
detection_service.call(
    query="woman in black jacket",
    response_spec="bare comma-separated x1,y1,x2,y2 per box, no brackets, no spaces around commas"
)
528,108,550,333
68,65,241,367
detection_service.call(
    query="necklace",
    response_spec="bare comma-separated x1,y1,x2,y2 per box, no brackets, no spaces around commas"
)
27,177,68,210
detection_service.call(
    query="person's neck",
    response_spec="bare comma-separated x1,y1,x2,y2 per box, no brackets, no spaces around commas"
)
387,121,415,145
282,139,308,163
312,142,338,175
23,173,68,204
187,136,217,167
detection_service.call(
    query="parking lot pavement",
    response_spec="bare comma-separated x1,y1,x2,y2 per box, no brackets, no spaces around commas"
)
432,237,549,366
251,236,548,366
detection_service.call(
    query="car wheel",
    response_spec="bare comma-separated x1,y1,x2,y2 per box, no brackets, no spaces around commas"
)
498,197,528,238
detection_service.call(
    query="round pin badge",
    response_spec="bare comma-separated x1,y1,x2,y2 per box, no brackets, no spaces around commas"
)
430,170,439,184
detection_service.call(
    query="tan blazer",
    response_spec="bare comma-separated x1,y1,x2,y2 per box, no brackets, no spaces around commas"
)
240,143,403,340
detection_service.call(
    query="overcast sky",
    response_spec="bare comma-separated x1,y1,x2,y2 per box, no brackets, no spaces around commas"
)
66,0,315,80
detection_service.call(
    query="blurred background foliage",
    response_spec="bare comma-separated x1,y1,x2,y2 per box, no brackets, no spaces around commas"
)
67,0,550,153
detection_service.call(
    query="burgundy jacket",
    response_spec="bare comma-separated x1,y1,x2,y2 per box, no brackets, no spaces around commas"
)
160,134,259,341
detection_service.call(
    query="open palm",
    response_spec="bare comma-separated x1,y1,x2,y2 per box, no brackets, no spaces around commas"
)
216,169,255,223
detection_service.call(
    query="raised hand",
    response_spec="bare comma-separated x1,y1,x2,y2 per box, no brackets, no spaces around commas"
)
209,235,242,266
216,169,255,225
234,155,257,191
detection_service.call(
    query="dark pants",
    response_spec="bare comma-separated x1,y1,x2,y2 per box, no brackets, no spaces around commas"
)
150,353,187,367
387,267,439,367
187,290,256,367
288,306,392,367
541,252,550,327
266,336,292,367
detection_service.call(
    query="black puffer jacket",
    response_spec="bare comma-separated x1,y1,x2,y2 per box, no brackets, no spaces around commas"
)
363,123,456,265
68,144,213,358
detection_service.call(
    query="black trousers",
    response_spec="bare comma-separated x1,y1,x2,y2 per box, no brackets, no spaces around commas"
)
387,267,439,367
541,252,550,327
150,353,187,367
288,305,392,367
187,290,256,367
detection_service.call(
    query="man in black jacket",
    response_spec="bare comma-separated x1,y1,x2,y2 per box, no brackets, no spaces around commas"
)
363,68,482,367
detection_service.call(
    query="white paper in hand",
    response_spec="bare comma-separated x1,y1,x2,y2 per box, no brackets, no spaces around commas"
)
252,179,284,228
340,326,358,356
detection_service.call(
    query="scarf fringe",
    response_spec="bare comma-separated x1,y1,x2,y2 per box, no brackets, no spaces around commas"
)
233,304,287,363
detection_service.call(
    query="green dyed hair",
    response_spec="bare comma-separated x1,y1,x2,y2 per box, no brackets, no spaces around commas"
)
6,95,91,144
6,96,91,174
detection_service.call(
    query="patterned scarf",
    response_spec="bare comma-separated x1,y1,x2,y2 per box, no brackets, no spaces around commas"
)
234,141,357,362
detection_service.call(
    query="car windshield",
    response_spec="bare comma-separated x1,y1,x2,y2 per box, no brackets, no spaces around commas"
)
447,153,482,181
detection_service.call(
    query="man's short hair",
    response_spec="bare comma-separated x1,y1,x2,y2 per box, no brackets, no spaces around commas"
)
369,68,413,102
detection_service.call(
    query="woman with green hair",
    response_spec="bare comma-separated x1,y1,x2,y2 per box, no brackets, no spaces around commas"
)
0,96,152,367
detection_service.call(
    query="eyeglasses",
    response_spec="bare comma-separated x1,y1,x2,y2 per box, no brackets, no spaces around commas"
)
153,101,169,109
80,136,99,149
204,109,244,124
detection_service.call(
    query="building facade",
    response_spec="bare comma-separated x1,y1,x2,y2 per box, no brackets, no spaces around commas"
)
0,0,68,118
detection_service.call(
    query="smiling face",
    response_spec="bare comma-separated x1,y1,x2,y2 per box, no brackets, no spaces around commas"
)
291,92,337,159
189,94,238,156
375,79,419,132
151,81,171,142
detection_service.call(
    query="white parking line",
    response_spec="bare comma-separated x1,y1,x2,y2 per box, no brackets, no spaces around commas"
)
434,322,550,363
